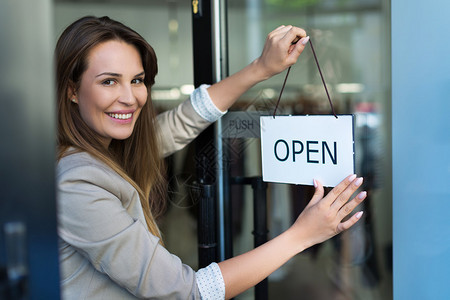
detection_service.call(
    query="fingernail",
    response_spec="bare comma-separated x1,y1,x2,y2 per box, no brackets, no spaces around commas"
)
313,179,318,188
358,191,367,200
354,177,363,187
348,174,357,183
355,211,364,219
301,36,310,45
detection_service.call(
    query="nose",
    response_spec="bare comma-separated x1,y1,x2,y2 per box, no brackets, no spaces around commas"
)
118,84,136,106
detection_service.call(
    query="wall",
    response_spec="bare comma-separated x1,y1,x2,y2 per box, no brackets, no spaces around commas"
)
392,0,450,299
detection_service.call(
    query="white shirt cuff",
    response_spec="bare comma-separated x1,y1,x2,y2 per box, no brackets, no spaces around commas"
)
190,84,227,122
196,262,225,300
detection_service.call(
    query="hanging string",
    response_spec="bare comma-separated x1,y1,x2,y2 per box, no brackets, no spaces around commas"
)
272,37,338,119
272,66,291,118
309,39,337,118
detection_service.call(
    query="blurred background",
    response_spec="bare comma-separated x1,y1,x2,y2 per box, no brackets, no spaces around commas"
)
1,0,392,299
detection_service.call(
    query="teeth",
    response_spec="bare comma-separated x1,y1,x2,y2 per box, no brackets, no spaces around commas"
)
108,113,132,120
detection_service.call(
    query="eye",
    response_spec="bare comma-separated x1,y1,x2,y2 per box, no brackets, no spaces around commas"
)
101,79,117,86
132,77,145,85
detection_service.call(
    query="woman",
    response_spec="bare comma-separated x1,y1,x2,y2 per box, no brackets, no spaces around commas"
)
56,16,366,299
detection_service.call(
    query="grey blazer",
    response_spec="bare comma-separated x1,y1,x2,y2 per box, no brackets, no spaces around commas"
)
57,99,213,299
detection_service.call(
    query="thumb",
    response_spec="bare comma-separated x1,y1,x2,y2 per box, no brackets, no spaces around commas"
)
287,36,309,63
308,178,324,207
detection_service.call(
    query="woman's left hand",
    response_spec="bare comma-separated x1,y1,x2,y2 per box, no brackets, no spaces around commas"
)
254,25,309,80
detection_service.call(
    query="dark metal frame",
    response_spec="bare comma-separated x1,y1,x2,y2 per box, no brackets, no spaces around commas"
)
192,2,269,298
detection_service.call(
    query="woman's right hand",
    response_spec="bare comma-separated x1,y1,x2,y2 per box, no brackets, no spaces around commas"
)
253,25,309,81
206,25,308,112
288,174,367,252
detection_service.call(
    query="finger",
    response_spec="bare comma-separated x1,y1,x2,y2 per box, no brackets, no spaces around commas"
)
322,174,356,206
330,176,364,211
267,25,292,41
287,36,309,60
308,179,324,206
271,25,287,33
337,191,367,220
290,35,309,48
336,211,364,234
282,26,307,45
267,25,286,37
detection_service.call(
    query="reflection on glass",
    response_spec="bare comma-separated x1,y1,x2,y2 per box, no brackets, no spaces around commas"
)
227,0,392,299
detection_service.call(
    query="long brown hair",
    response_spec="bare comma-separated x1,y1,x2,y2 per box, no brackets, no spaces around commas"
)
55,16,166,240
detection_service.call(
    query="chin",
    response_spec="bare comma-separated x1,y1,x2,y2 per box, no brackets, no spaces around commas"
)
110,131,134,141
115,135,133,141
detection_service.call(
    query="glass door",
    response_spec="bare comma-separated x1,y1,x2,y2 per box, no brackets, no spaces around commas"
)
225,0,392,299
52,1,392,299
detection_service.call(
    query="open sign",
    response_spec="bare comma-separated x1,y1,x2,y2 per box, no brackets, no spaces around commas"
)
260,115,354,187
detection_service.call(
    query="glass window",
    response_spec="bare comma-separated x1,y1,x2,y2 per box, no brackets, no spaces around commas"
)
227,0,392,299
53,1,392,299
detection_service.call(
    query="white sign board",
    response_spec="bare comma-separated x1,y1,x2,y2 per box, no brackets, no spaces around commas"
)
260,115,354,187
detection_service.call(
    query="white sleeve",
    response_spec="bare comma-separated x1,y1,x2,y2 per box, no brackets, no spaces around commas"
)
190,84,227,122
196,262,225,300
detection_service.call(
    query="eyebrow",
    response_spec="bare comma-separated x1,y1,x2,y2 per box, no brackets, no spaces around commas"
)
95,71,145,78
95,72,121,78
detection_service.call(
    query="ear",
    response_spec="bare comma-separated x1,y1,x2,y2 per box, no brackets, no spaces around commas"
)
67,81,78,103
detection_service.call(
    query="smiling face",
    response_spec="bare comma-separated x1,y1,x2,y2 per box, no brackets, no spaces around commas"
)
73,40,148,147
